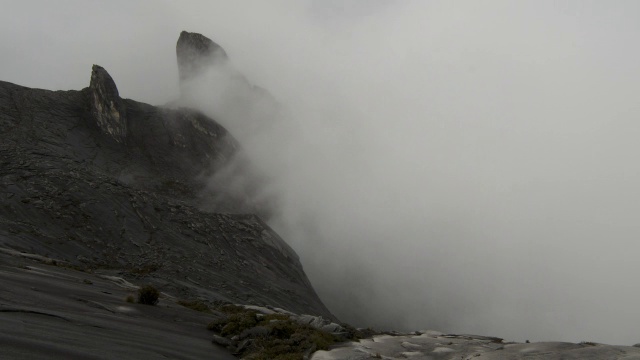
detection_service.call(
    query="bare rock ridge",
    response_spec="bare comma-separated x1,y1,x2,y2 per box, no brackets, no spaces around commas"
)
177,30,228,88
0,60,332,320
175,30,282,144
86,63,260,214
89,64,127,143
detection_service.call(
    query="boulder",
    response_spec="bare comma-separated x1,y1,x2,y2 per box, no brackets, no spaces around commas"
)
212,334,235,348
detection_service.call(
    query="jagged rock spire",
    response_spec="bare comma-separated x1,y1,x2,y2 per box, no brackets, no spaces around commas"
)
176,31,228,88
89,65,127,142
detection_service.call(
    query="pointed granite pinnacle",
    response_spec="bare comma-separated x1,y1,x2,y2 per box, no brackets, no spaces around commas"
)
176,31,228,87
89,65,127,143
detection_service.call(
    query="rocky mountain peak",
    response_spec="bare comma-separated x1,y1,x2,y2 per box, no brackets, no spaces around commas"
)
177,31,228,88
0,59,330,320
89,64,127,143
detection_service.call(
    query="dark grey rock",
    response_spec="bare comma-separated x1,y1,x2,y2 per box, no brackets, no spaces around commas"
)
0,69,333,319
236,339,253,354
0,252,235,359
212,334,235,348
173,31,282,151
321,323,344,333
0,30,339,360
177,30,228,87
239,325,270,340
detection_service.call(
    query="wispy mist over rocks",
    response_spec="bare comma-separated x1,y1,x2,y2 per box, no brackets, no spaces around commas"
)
177,30,228,85
2,0,640,346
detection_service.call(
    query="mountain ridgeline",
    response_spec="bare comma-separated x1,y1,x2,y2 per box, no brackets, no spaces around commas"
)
4,31,640,360
0,31,332,319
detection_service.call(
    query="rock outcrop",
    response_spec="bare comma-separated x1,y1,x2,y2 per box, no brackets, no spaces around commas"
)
89,64,127,143
311,332,640,360
0,65,331,318
0,251,236,359
174,31,282,143
177,30,228,88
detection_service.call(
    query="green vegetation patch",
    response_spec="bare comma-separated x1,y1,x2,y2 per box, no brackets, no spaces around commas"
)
207,306,341,360
176,299,212,313
216,303,252,315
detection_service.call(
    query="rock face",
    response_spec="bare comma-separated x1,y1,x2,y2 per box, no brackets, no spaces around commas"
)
174,31,282,144
177,30,228,88
0,64,332,319
311,332,640,360
0,252,236,359
89,65,127,143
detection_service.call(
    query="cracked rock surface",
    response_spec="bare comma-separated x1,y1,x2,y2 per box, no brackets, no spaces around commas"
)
311,331,640,360
177,30,228,86
0,251,235,360
0,67,332,320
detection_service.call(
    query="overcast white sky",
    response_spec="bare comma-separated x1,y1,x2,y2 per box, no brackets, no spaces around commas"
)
2,1,640,345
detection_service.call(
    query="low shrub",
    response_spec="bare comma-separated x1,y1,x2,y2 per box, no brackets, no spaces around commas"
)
216,303,250,314
137,285,159,305
207,305,341,360
220,312,259,337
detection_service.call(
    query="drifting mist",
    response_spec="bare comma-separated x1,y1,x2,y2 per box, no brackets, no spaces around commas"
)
3,0,640,345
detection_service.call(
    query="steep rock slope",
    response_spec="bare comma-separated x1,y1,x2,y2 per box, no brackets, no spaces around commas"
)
0,62,332,318
177,30,228,87
0,251,236,359
174,31,282,145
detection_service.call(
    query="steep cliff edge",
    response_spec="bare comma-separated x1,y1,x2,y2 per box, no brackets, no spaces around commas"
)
0,62,331,319
174,31,282,145
177,30,228,87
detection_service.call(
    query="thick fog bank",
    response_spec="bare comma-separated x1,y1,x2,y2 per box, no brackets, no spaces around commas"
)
2,0,640,345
